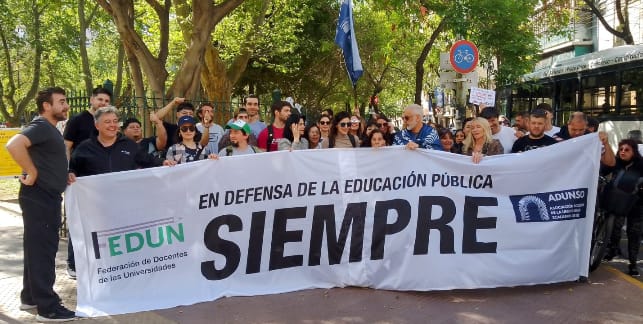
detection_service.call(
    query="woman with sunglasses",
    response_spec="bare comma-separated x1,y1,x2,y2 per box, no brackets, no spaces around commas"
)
602,139,643,277
166,116,217,163
322,111,360,148
349,114,365,145
376,115,394,145
462,117,503,164
318,115,332,141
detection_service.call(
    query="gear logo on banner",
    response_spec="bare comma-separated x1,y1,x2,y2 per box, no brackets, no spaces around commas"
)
510,188,589,223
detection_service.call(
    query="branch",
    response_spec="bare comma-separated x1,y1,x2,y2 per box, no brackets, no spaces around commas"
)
582,0,627,39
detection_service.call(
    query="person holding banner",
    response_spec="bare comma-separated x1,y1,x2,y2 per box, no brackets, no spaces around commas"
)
462,117,503,164
480,107,517,154
5,87,76,322
322,111,361,148
166,116,217,163
511,109,558,153
602,139,642,277
219,119,262,156
393,104,442,150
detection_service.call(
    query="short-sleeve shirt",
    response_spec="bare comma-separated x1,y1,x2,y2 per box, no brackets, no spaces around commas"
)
197,123,225,155
21,116,68,194
218,146,258,156
257,125,285,152
63,110,97,150
511,135,558,153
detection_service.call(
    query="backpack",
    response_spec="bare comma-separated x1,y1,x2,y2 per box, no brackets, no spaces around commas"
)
265,125,274,152
225,145,260,156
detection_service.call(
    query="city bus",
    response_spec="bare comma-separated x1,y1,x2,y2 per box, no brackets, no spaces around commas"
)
500,44,643,125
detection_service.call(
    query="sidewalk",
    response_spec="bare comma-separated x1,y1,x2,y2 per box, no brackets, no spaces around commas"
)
1,200,642,323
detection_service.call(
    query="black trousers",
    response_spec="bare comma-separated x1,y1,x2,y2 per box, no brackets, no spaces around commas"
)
609,204,642,266
19,184,62,313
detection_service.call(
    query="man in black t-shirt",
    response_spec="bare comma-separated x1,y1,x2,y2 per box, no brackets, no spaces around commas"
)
511,109,558,153
121,111,167,158
5,87,76,321
62,87,111,160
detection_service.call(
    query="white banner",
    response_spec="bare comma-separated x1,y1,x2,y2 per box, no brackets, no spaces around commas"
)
66,134,602,317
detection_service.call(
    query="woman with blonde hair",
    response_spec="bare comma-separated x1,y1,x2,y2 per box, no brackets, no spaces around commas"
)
462,117,503,163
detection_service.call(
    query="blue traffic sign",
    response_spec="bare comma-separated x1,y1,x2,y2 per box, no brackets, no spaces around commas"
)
450,40,479,74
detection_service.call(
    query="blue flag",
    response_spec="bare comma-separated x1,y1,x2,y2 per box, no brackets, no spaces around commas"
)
335,0,363,86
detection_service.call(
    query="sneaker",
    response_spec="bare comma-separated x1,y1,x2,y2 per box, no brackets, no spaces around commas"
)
66,266,76,280
19,303,37,310
35,304,75,322
628,266,640,277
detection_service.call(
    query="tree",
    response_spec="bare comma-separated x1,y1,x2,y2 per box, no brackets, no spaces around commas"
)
96,0,246,105
583,0,635,45
0,0,44,126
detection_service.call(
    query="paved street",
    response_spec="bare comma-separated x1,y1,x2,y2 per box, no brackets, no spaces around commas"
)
1,199,641,323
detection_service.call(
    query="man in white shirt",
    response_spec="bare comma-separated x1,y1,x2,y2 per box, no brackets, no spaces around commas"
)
480,107,517,154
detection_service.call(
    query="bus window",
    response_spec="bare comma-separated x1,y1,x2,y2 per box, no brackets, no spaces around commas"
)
581,74,617,116
622,68,642,115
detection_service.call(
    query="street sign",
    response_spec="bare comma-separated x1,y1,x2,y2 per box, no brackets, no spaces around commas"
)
440,52,452,71
449,40,479,74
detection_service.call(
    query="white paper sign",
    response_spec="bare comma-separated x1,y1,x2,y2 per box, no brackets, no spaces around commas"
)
469,87,496,106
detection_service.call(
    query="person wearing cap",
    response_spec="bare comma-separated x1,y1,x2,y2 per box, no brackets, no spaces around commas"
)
393,104,442,150
217,108,259,151
166,115,217,163
219,119,262,156
154,97,208,149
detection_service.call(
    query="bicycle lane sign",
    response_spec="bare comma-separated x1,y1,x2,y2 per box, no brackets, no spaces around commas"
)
449,40,479,74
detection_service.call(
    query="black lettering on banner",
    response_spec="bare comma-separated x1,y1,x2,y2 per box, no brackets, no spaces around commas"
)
308,203,367,266
371,199,411,260
201,215,242,280
462,196,498,253
414,196,456,255
246,211,267,274
269,207,306,271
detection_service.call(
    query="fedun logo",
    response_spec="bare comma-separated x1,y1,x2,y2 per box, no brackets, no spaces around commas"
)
91,218,184,259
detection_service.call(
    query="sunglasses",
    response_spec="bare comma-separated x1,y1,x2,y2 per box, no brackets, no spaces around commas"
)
619,147,631,152
376,123,386,128
402,115,413,121
350,120,360,124
180,126,195,132
319,121,330,125
338,122,350,128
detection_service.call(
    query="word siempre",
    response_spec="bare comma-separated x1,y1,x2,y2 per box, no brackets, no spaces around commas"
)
200,195,498,280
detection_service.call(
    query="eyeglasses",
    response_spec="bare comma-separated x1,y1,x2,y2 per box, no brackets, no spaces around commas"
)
376,123,386,128
619,147,631,152
402,115,413,121
180,126,195,132
319,121,330,125
338,122,350,128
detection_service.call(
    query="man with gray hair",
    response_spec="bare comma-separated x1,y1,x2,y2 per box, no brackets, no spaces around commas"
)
393,104,442,150
67,106,174,276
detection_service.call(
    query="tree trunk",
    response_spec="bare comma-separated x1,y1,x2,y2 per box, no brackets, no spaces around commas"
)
78,0,93,93
115,42,125,97
415,19,445,105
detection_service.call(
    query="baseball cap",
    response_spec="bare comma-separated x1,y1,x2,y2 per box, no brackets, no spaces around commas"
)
226,119,251,135
177,115,196,127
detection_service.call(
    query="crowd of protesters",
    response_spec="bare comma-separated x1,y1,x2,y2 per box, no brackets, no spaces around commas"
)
5,87,642,321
